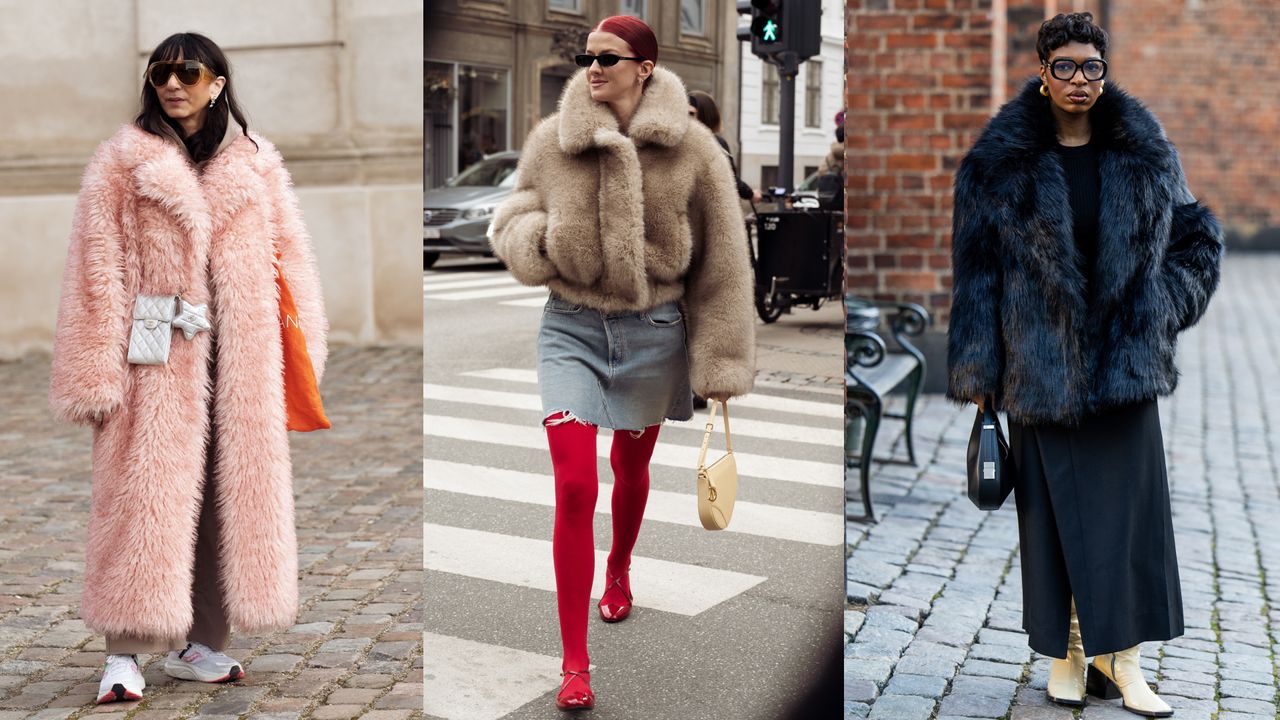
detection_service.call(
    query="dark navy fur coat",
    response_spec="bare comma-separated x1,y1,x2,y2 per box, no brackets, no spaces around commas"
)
946,79,1224,426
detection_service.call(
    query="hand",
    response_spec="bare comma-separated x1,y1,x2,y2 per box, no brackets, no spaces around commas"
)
972,396,985,412
751,189,763,203
706,393,731,405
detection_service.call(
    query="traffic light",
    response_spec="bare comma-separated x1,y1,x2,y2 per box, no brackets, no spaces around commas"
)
736,0,822,63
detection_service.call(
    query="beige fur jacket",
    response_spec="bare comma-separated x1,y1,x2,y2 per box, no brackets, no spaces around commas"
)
490,66,756,398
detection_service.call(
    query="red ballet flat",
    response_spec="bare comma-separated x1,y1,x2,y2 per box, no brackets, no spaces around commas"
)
597,568,633,623
555,669,594,710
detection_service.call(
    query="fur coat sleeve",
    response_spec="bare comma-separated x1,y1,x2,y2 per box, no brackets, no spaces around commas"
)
48,140,131,425
1162,149,1223,333
268,160,329,384
490,122,558,287
945,154,1003,406
683,141,756,399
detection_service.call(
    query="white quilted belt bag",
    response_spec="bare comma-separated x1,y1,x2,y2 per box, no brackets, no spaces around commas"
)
127,293,211,365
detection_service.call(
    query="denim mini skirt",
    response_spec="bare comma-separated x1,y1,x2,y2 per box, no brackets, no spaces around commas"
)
536,293,694,431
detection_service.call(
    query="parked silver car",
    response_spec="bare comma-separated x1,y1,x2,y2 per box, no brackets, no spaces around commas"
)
424,151,519,267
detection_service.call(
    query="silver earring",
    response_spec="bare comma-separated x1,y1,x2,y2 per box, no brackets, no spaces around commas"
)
209,95,217,108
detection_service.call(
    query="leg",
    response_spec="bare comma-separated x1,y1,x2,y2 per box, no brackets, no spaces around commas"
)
187,448,231,652
544,412,599,674
902,363,924,465
606,424,660,578
599,424,661,619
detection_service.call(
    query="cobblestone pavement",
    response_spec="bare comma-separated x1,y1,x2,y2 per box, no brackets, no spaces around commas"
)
0,345,423,719
845,254,1280,720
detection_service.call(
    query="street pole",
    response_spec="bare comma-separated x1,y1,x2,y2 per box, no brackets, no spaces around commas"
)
775,51,799,193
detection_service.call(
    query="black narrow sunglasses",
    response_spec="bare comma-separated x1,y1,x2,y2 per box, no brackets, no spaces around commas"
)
574,53,646,68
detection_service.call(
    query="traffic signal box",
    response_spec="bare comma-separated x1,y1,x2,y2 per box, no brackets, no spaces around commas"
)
736,0,822,64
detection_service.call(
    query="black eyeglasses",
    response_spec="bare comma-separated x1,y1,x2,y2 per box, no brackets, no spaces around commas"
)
574,53,646,68
1045,57,1107,82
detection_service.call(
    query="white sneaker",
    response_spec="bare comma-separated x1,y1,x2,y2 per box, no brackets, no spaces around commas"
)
97,654,145,704
163,642,245,683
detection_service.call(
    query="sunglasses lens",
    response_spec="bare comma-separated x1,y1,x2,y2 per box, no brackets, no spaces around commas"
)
574,54,593,68
597,54,619,67
148,62,204,86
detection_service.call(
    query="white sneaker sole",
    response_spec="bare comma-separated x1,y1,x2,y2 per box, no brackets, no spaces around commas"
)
163,659,244,683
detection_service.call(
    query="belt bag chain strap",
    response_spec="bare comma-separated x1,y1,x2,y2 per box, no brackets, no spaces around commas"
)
695,399,739,531
127,292,212,365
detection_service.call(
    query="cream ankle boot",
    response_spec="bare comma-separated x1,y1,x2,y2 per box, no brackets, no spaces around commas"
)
1086,644,1173,717
1045,599,1087,706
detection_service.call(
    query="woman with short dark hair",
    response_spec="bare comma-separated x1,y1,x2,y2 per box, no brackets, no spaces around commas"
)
947,12,1222,717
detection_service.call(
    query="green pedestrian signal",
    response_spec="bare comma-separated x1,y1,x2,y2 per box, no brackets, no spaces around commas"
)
762,19,779,42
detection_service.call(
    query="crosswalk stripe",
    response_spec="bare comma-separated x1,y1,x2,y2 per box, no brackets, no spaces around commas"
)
423,632,562,720
424,459,843,546
500,295,550,307
426,285,549,301
420,275,521,292
423,383,843,447
425,523,767,616
459,368,844,419
424,415,843,488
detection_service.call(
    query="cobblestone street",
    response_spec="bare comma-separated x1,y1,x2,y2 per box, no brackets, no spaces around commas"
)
0,346,423,719
845,254,1280,720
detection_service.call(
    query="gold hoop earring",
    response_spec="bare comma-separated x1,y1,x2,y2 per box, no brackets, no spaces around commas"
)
1098,81,1105,95
1039,83,1050,97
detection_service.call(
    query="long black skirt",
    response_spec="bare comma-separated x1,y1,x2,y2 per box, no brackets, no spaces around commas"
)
1009,399,1184,658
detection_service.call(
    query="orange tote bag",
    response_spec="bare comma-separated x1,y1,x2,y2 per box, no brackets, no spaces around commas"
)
276,252,331,431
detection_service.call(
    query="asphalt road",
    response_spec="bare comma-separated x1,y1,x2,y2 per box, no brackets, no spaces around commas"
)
423,257,845,720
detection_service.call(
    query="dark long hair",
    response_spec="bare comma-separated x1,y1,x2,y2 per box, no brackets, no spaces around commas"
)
135,33,257,163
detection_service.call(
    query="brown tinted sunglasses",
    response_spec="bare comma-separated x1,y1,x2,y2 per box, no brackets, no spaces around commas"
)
144,60,214,88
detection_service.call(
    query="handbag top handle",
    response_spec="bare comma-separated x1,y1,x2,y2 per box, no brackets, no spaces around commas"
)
696,399,733,470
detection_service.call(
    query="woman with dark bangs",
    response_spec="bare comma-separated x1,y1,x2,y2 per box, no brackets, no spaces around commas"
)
49,32,328,704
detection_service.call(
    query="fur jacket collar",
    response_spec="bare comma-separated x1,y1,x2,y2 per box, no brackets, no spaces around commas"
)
490,67,757,399
946,79,1223,425
557,65,693,154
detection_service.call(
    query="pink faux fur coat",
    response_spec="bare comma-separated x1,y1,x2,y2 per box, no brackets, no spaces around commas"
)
48,124,328,640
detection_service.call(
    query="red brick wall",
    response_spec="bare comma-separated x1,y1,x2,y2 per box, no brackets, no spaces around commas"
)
844,0,995,326
1107,0,1280,245
848,0,1280,336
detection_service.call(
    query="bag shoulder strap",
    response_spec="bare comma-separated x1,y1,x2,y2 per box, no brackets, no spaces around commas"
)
696,400,732,470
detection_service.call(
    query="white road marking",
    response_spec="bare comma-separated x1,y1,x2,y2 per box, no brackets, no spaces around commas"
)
423,384,842,447
425,523,767,616
423,459,843,546
423,415,842,488
425,285,549,301
423,632,562,720
457,367,844,418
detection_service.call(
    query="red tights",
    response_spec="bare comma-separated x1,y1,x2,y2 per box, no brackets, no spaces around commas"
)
544,412,661,672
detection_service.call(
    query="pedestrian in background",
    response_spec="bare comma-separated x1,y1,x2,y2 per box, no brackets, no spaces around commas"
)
688,89,763,203
490,15,755,711
48,32,328,705
947,12,1222,717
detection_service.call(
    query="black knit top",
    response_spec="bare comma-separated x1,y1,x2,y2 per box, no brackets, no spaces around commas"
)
1055,138,1101,292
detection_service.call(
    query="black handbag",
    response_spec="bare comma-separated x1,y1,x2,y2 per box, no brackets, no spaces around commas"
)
967,401,1014,510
